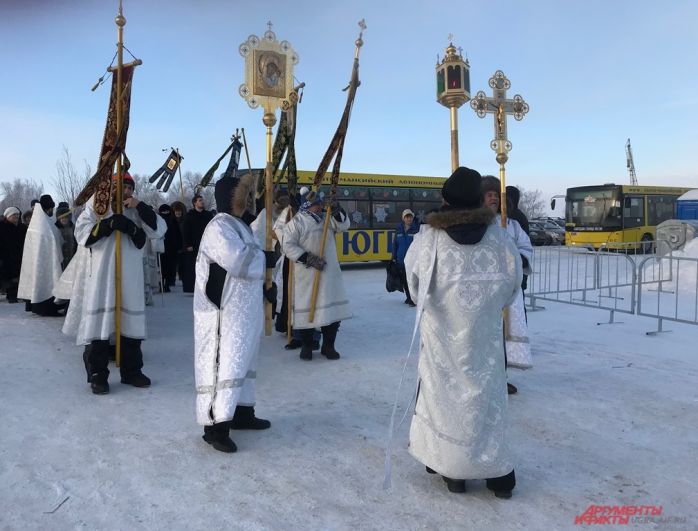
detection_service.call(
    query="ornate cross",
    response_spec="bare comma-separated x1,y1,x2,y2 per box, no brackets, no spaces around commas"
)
470,70,529,160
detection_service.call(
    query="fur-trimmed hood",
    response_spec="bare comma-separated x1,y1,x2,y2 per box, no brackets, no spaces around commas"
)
425,206,495,245
230,172,256,218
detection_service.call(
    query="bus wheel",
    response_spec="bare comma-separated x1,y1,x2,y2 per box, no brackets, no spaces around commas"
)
640,234,654,254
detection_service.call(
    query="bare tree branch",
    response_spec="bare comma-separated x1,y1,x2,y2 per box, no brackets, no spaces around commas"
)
0,178,44,215
52,146,91,205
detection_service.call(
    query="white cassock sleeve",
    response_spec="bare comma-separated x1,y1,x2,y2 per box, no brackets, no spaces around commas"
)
200,219,264,281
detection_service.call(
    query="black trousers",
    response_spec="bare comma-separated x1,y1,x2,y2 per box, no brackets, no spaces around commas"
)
397,263,412,302
181,251,196,293
83,337,144,379
275,257,290,333
161,251,178,286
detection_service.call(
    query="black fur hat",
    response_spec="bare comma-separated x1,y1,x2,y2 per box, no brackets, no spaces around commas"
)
442,167,482,209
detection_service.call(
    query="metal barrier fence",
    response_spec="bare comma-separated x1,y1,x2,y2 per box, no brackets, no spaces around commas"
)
637,254,698,334
528,241,698,331
528,246,636,324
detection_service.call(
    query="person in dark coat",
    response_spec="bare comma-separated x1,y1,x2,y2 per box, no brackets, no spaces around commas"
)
0,207,27,303
505,186,530,236
170,200,187,285
55,202,77,270
181,195,214,293
158,204,182,291
392,209,420,306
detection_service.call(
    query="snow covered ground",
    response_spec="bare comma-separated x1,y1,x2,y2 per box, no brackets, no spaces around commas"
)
1,264,697,530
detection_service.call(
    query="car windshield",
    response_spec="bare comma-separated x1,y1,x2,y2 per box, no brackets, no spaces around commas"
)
566,189,622,228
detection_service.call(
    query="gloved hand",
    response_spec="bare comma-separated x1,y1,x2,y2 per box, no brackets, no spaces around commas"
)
304,253,326,271
110,214,137,235
86,218,114,246
264,250,277,269
263,282,277,304
330,197,340,214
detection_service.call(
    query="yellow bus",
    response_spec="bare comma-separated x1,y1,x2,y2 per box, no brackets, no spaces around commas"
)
292,170,446,262
563,184,693,252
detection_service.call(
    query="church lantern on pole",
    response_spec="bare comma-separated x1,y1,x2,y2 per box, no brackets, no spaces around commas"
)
436,38,470,172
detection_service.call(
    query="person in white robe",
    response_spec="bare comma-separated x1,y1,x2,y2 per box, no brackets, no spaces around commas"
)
405,167,522,497
74,173,166,395
17,195,66,316
482,175,534,391
194,172,276,453
281,191,351,361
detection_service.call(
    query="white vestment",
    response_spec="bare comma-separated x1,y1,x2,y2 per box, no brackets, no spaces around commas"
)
143,236,163,305
281,209,352,329
405,221,522,480
194,214,265,425
17,204,63,303
70,196,166,345
496,215,533,368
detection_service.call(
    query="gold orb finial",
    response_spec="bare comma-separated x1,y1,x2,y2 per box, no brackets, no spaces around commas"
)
262,112,277,127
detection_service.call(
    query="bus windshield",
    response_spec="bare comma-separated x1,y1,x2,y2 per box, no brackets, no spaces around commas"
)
566,188,622,229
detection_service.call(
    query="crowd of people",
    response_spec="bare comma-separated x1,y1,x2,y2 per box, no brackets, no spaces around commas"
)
0,166,534,499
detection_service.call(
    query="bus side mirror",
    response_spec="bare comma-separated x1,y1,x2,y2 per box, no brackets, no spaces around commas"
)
551,198,556,210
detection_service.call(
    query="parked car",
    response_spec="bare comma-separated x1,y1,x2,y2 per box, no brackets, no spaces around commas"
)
530,220,565,245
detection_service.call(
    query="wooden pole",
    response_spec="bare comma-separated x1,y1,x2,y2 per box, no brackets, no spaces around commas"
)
114,1,126,367
262,114,276,335
308,204,332,323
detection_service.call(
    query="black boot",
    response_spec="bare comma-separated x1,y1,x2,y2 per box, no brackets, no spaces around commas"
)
507,382,518,395
230,405,271,430
87,340,109,394
299,329,314,360
320,322,340,360
486,469,515,499
202,423,237,453
284,338,303,350
90,373,109,395
442,477,466,493
120,337,150,387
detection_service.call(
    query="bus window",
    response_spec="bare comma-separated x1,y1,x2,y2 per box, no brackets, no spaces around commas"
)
371,201,411,229
411,201,440,222
623,196,644,228
371,187,410,201
340,199,371,229
648,195,676,225
337,185,369,200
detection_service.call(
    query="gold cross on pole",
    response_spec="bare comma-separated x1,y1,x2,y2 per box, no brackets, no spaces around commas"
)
470,70,529,227
470,70,529,159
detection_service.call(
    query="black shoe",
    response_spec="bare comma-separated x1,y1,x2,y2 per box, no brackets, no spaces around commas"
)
493,490,512,499
406,300,416,307
7,297,18,304
507,383,518,395
426,466,436,474
121,371,151,388
284,339,303,350
299,344,313,360
202,425,237,453
321,345,340,360
230,406,271,430
90,373,109,395
442,477,466,493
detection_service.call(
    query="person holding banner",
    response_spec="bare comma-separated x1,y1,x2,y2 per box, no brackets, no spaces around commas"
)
73,172,166,395
281,192,351,361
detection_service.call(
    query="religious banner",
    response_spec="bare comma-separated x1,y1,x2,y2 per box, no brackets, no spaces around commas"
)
75,64,136,214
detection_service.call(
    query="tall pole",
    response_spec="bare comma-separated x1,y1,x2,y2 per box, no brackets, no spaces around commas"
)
449,106,459,172
436,39,470,174
114,0,125,367
263,112,277,335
